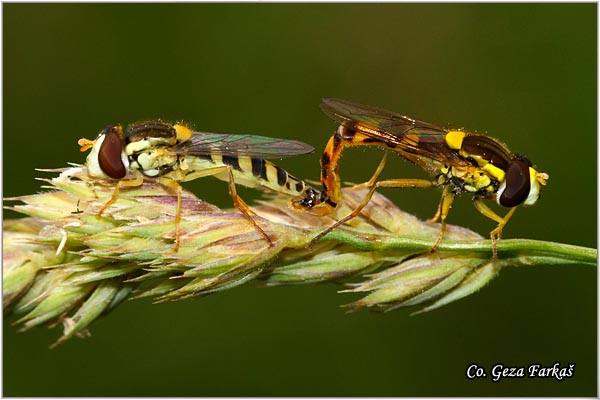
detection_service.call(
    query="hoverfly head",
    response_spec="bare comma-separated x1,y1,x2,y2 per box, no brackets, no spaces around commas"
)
81,125,129,179
496,155,547,207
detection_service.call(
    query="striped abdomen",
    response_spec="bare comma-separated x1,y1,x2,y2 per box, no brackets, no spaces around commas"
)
183,153,324,201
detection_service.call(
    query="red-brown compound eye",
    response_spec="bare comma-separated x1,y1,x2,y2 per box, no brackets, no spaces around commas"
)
98,130,126,179
498,158,531,207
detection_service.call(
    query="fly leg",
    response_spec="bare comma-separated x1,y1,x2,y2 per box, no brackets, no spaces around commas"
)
427,199,443,224
97,175,144,216
430,187,455,253
158,167,232,252
308,166,384,247
224,168,273,247
309,175,435,247
308,152,390,246
155,177,184,252
473,199,518,258
347,151,389,191
181,166,273,247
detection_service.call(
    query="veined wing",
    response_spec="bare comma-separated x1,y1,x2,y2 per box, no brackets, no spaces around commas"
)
171,131,315,159
321,98,462,164
321,97,448,142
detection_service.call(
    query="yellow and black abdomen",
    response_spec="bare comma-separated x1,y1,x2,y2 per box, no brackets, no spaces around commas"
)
183,153,320,200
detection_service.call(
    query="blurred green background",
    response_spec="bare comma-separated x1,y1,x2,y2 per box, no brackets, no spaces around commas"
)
3,3,596,396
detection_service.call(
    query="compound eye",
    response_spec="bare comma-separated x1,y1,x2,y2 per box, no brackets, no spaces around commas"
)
98,129,126,179
498,159,531,207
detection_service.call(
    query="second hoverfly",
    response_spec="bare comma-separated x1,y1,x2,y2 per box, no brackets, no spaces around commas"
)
295,98,549,257
79,121,323,251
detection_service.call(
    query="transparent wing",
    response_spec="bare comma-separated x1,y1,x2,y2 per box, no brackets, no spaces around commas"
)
321,98,448,142
320,98,463,164
171,131,315,159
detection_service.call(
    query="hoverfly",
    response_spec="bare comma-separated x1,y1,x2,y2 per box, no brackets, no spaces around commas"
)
79,121,323,251
294,98,549,257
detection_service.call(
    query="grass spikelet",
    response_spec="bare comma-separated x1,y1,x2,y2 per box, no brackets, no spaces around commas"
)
3,166,596,346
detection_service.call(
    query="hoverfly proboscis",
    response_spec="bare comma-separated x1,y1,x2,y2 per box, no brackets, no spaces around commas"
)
78,121,324,251
294,98,549,258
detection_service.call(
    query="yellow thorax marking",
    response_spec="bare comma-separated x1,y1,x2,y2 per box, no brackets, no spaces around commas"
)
460,152,506,183
174,123,193,143
445,130,465,150
481,162,506,182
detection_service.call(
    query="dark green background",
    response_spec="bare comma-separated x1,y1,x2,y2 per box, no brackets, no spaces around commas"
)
3,3,596,396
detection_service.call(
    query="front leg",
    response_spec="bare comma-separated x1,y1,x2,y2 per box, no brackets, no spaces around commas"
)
430,187,455,253
473,199,518,258
97,173,144,216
